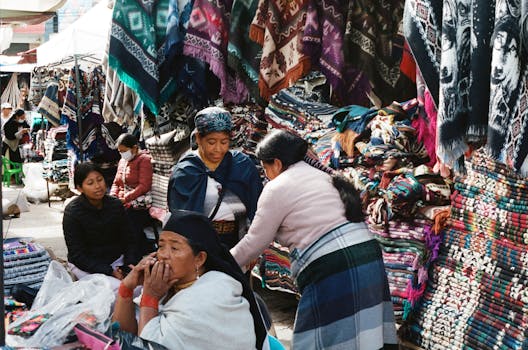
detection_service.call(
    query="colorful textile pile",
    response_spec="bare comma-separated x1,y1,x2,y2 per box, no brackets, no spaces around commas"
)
4,241,51,296
252,241,299,295
369,219,442,322
407,150,528,349
227,103,267,155
145,127,190,220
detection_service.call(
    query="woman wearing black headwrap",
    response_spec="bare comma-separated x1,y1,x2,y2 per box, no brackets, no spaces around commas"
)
112,210,267,350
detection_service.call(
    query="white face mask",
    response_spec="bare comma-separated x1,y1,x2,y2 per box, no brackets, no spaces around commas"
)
120,150,134,161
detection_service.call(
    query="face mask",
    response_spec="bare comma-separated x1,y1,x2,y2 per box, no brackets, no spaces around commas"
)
18,119,25,124
120,150,134,161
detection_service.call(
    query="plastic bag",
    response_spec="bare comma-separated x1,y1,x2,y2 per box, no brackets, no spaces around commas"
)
6,261,115,347
107,326,168,350
22,162,56,204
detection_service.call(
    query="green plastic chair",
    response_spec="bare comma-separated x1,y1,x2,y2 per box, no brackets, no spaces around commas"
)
2,157,23,187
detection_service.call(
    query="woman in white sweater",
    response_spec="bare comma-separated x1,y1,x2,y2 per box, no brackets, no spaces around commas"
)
231,130,398,350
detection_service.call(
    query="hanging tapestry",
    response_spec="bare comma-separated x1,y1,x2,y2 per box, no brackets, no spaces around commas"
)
227,0,263,103
343,0,415,107
109,0,171,115
250,0,311,100
37,81,61,127
402,0,443,106
184,0,248,103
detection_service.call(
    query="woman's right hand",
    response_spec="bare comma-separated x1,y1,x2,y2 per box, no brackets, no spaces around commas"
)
121,252,157,290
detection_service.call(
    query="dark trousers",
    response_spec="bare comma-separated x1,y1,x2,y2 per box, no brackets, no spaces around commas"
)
125,207,156,256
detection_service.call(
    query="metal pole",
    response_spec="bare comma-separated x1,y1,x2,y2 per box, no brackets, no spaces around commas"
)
0,141,5,346
73,55,84,163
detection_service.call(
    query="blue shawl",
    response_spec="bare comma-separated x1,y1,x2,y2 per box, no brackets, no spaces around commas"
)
168,151,262,220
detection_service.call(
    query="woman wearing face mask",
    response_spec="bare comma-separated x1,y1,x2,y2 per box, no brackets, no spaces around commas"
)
2,108,31,163
167,107,263,249
63,162,142,288
110,133,154,255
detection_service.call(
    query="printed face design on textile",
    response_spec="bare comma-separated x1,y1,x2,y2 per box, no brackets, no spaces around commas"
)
491,31,519,89
440,0,458,86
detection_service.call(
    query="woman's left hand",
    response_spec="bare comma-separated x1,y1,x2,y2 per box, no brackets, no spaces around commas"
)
143,261,175,299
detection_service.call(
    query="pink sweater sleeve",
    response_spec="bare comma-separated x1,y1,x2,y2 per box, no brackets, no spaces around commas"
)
230,183,285,267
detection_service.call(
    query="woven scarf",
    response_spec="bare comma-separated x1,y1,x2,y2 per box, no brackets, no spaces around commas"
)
250,0,311,100
37,81,61,127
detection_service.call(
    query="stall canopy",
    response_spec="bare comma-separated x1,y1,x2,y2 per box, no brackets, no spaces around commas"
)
36,0,112,67
0,0,66,24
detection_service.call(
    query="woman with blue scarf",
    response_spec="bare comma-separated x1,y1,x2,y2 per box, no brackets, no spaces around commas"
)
167,107,263,249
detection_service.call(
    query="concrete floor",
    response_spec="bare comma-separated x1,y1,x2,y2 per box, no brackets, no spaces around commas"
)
2,192,297,348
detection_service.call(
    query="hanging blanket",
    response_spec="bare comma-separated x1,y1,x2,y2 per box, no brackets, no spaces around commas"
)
250,0,311,100
227,0,263,103
184,0,248,103
403,0,443,106
343,0,415,107
37,82,61,127
109,0,171,115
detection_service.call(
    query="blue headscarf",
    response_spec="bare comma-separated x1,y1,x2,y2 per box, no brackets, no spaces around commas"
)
194,106,232,134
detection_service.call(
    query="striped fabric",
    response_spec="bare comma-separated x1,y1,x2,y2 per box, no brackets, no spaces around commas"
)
290,222,398,350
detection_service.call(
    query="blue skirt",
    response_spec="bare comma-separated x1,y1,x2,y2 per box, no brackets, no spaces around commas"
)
290,222,398,350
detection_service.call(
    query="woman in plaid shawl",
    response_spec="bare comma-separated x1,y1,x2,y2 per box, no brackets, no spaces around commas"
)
231,130,398,350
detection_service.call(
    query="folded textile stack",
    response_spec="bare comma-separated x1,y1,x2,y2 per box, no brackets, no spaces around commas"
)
369,219,442,322
4,240,51,295
407,150,528,349
146,127,190,217
42,159,69,183
227,103,267,155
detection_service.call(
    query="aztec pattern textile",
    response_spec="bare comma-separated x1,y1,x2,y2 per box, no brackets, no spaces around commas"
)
108,0,175,114
102,64,138,127
250,0,311,100
406,150,528,349
184,0,248,103
227,0,263,104
343,0,415,107
290,223,398,349
227,103,268,155
4,240,51,295
37,82,61,127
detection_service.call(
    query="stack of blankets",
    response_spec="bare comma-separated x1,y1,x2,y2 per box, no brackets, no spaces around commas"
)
146,127,190,220
4,240,51,296
407,150,528,349
227,103,268,156
252,242,299,295
369,219,442,322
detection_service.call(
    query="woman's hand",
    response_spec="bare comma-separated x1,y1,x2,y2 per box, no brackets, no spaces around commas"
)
122,253,157,290
112,268,125,280
142,261,176,299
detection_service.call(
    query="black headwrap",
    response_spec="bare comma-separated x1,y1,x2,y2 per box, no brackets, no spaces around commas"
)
162,210,267,349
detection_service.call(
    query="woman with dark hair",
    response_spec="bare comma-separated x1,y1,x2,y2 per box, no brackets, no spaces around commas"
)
167,107,263,249
230,130,398,350
63,162,141,288
2,108,30,163
110,133,154,254
112,210,267,349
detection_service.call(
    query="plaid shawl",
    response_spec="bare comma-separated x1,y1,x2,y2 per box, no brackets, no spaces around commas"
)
250,0,311,100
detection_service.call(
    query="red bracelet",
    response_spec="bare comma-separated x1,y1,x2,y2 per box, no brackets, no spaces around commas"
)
140,293,159,310
118,283,133,299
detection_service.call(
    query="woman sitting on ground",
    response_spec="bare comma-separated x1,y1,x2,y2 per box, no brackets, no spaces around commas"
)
112,210,267,349
110,133,154,254
167,106,262,249
63,162,142,287
230,130,398,350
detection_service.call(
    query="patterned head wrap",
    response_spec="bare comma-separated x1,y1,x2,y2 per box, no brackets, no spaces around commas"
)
194,106,232,135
